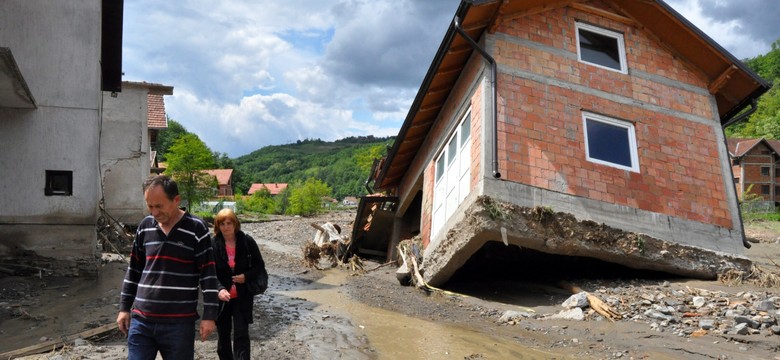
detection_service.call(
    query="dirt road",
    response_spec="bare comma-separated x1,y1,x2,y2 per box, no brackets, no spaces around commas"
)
1,211,779,359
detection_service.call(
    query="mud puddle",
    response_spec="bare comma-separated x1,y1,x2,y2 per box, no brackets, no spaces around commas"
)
276,269,559,359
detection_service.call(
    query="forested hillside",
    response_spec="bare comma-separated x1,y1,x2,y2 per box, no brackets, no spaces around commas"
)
233,136,393,199
726,40,780,138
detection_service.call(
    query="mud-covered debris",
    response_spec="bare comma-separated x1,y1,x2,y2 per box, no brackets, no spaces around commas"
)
302,241,321,269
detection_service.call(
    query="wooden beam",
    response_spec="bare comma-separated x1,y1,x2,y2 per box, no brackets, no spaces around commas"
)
448,44,472,56
436,65,462,77
0,323,118,359
501,1,573,22
708,64,737,94
419,103,443,113
426,84,451,96
488,0,511,34
409,118,434,129
570,3,635,25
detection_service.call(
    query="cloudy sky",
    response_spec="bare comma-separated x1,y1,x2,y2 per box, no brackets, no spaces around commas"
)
122,0,780,157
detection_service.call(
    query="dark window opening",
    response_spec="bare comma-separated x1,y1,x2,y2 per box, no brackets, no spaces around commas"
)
761,185,770,195
45,170,73,196
577,23,624,72
761,167,770,176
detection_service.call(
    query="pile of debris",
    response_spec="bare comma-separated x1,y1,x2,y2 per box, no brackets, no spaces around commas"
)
498,278,780,338
302,222,365,272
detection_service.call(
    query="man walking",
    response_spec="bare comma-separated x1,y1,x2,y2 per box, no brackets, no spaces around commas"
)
117,175,219,359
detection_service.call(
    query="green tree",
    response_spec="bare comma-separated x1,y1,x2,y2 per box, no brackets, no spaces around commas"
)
286,178,331,216
727,40,780,139
165,133,216,210
241,187,277,214
157,117,189,162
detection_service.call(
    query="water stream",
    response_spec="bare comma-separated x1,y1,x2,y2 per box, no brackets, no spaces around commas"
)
280,270,558,359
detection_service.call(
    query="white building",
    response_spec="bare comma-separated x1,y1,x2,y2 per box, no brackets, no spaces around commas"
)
101,81,173,226
0,0,124,276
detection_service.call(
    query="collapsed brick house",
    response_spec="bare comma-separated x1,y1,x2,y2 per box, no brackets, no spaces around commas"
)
359,0,770,286
728,138,780,206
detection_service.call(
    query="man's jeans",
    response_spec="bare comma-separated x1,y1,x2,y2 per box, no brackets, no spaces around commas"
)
128,317,196,360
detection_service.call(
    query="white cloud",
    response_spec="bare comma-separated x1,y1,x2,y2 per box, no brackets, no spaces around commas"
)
123,0,777,157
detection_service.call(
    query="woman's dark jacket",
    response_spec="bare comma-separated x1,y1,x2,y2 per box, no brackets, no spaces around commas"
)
211,230,265,323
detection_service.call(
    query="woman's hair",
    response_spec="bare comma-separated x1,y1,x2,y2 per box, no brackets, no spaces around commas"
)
213,208,240,236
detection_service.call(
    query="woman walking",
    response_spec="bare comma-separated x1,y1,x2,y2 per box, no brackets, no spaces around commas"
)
211,208,266,360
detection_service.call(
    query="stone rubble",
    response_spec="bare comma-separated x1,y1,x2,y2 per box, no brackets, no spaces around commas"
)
498,280,780,338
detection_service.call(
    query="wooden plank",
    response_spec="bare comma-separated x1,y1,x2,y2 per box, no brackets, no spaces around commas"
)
0,322,118,359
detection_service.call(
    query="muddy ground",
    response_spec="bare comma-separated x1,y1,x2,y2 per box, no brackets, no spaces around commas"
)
1,210,779,359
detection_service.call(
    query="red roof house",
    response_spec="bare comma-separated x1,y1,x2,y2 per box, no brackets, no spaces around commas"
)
248,183,288,196
727,138,780,203
204,169,234,196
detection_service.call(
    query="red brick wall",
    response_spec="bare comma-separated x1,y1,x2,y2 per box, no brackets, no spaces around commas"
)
492,3,731,228
736,144,777,200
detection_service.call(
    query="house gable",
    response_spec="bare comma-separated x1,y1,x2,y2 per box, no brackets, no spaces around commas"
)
376,0,769,191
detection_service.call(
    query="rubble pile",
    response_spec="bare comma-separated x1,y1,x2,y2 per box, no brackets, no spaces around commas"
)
498,280,780,337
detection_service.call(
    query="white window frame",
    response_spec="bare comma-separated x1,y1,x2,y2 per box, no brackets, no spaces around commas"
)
432,110,472,240
575,22,627,74
582,112,639,172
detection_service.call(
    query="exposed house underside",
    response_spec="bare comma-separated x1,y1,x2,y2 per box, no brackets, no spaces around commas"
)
421,196,752,287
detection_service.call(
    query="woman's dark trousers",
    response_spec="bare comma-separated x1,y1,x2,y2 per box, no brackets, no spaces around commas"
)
217,300,250,360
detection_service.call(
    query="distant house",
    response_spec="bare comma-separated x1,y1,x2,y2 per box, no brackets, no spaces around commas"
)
342,196,359,207
248,183,288,196
361,0,769,286
0,0,124,276
204,169,234,197
728,138,780,205
148,90,169,174
322,196,338,208
101,81,173,225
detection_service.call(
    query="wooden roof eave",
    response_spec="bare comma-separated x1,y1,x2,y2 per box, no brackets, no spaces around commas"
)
374,2,477,190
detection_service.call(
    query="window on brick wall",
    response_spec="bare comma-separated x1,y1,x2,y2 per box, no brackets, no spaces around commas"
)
432,110,472,240
762,166,770,176
761,185,770,195
734,177,739,184
575,22,627,73
775,186,780,197
582,112,639,172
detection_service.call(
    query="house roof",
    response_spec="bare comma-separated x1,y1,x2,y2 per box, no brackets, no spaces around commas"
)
122,81,173,130
374,0,771,190
204,169,234,186
147,94,168,129
727,138,780,158
248,183,288,195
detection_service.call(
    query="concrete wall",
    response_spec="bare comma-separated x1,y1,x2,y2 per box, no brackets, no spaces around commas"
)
100,84,151,225
0,0,103,275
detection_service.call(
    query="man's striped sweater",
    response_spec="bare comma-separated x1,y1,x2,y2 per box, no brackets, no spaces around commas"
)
119,212,220,322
